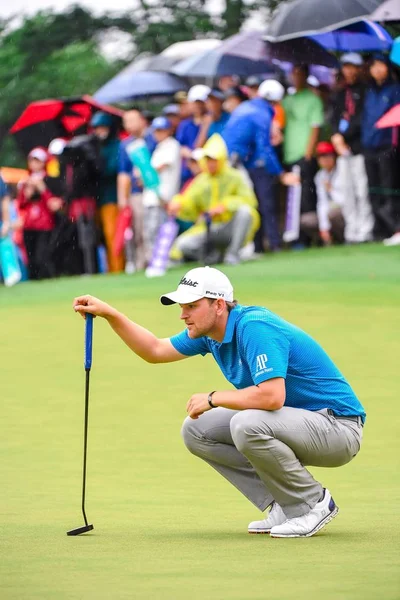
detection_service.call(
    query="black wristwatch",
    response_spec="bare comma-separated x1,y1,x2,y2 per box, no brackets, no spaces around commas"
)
208,391,217,409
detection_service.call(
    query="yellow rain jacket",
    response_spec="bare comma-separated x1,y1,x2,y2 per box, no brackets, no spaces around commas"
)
171,135,260,260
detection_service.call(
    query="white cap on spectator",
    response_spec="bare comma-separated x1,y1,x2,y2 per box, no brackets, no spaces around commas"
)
340,52,363,66
190,148,205,162
28,147,48,162
187,84,211,103
307,75,320,88
258,79,285,102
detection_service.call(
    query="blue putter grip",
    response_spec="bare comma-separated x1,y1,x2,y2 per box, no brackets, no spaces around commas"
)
84,314,93,370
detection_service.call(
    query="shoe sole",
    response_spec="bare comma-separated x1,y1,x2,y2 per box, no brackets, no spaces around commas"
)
248,529,271,534
270,506,339,538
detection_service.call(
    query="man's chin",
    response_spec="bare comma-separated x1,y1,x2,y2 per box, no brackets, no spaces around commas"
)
187,328,201,339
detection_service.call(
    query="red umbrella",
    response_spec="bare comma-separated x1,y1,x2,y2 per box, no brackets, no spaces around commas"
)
10,95,124,155
375,103,400,128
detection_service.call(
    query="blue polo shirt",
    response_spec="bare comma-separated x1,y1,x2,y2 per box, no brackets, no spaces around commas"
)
170,304,365,421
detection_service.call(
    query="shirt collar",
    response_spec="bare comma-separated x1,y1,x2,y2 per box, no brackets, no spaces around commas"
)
221,305,241,345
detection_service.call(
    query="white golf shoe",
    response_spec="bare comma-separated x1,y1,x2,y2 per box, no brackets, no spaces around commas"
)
270,489,339,538
383,232,400,246
248,502,287,534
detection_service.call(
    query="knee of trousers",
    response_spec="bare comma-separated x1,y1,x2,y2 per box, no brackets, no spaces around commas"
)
230,411,270,454
181,416,203,455
234,204,253,222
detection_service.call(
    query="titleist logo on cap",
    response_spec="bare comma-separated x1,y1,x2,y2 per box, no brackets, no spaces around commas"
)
180,277,198,288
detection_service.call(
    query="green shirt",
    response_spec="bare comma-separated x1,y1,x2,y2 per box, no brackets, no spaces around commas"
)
282,89,324,164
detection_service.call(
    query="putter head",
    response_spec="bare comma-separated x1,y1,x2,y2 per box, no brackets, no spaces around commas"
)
67,524,94,536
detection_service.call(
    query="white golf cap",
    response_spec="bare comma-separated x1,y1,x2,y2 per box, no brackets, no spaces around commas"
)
187,84,211,103
340,52,363,66
258,79,285,102
160,266,234,306
28,147,48,162
307,75,320,88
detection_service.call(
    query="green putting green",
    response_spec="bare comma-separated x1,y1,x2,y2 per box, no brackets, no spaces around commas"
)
1,244,399,600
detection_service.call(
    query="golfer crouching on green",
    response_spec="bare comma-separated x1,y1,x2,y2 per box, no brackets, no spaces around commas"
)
73,266,365,538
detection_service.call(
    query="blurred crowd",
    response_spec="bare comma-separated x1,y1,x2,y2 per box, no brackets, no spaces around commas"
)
1,51,400,284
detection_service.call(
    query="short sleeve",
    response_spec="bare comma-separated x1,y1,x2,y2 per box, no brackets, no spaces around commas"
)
118,143,133,174
241,321,290,384
310,95,324,128
170,329,210,357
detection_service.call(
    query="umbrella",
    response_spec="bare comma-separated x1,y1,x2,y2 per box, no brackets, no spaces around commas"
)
172,30,281,78
266,0,386,42
125,40,222,74
94,70,188,104
10,95,123,156
309,20,393,52
391,37,400,66
370,0,400,21
375,103,400,128
265,37,338,68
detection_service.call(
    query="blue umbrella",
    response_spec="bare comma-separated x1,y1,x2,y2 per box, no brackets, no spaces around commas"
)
309,20,392,52
94,69,188,103
172,30,281,78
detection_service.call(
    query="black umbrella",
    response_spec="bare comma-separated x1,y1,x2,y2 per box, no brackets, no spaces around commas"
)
265,38,338,68
266,0,386,42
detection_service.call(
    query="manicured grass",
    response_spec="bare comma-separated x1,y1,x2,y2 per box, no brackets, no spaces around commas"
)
1,244,399,600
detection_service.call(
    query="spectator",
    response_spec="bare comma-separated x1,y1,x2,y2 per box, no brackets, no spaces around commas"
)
17,148,62,280
222,86,249,115
168,135,260,266
361,53,400,241
45,138,70,277
282,64,325,240
146,116,181,256
176,85,211,184
162,104,181,135
186,149,203,180
244,75,264,99
57,133,101,275
196,89,230,148
331,53,374,244
90,111,123,273
174,91,192,120
141,111,157,153
218,75,240,92
258,79,286,148
0,173,11,238
301,142,345,245
118,108,155,272
222,84,297,253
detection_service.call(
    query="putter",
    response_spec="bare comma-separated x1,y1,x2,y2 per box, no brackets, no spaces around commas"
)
67,313,94,536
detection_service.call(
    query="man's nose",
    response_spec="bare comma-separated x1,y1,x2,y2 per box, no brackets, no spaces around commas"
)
180,308,188,320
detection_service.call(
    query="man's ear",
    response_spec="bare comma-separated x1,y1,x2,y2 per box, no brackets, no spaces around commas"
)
216,298,227,315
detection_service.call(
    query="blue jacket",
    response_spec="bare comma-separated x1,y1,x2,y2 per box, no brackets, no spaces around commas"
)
176,118,201,184
222,98,282,175
362,80,400,149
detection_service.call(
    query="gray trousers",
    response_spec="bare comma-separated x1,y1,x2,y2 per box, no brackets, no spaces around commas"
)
181,407,363,519
337,155,374,243
175,204,253,261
